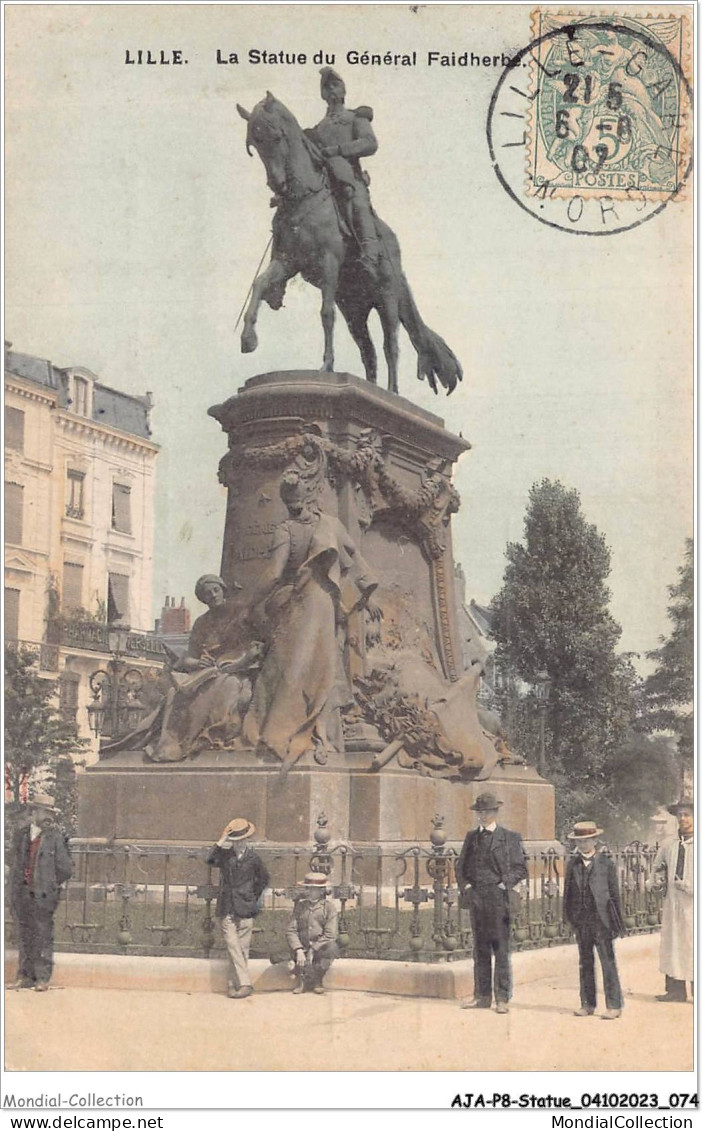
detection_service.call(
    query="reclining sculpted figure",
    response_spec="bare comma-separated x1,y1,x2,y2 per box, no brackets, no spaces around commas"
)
103,574,262,762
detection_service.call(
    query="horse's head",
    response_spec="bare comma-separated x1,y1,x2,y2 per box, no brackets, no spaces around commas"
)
237,93,320,199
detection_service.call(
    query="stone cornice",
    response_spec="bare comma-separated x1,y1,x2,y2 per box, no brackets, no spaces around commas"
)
6,374,159,453
60,530,97,549
103,538,142,560
55,411,160,455
4,451,53,475
4,544,50,562
210,371,471,464
5,374,57,407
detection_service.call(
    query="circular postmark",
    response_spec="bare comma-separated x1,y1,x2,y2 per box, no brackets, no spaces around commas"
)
486,14,693,235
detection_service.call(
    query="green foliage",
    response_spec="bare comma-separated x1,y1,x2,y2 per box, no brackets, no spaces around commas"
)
45,571,108,631
489,480,668,840
644,539,693,772
549,731,679,843
4,645,87,825
490,480,623,771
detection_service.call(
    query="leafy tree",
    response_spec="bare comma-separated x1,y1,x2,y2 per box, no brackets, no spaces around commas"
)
4,645,87,829
644,539,693,785
601,732,679,843
489,480,651,837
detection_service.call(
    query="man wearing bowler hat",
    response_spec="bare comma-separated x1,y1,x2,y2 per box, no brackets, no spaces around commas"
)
457,792,528,1013
285,872,339,995
8,793,73,992
563,821,624,1019
207,817,270,999
648,798,694,1002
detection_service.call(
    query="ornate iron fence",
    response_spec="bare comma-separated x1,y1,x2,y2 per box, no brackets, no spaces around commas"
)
4,817,664,963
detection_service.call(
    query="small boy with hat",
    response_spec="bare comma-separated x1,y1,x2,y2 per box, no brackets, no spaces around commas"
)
9,793,73,991
207,817,270,999
285,872,339,994
457,791,528,1013
563,821,624,1019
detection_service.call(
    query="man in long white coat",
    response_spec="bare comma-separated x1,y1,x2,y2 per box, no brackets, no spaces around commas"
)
649,799,694,1002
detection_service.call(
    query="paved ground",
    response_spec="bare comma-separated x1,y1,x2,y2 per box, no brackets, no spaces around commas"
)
5,939,693,1072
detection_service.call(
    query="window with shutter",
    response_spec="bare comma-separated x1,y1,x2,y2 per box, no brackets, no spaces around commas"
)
4,588,20,641
5,482,23,545
5,407,25,452
59,670,81,727
73,377,89,416
62,562,84,613
107,572,130,624
66,470,85,519
111,483,131,533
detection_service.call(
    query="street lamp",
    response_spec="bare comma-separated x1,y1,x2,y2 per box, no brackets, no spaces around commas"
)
533,670,551,777
87,624,147,745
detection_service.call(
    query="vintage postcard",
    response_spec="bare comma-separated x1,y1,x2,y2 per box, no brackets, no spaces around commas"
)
3,1,695,1117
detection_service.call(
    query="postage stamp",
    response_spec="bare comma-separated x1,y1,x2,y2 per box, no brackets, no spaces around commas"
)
527,10,692,199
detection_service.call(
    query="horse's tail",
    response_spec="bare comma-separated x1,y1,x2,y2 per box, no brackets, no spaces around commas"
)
397,279,463,395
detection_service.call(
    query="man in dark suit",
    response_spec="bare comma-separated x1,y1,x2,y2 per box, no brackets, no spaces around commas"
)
563,821,624,1020
207,816,270,999
457,791,528,1014
9,793,73,992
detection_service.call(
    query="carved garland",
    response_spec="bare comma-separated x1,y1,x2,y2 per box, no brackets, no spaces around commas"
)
219,431,460,558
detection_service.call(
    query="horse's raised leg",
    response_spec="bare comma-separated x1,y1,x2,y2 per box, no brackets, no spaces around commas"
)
241,258,291,354
378,296,400,394
320,255,340,372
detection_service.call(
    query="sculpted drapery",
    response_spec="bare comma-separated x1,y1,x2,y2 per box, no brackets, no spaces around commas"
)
243,477,378,769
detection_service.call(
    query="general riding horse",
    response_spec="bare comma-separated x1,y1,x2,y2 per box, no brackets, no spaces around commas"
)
237,93,462,395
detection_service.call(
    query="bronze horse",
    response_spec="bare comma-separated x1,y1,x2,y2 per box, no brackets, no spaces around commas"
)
237,93,462,395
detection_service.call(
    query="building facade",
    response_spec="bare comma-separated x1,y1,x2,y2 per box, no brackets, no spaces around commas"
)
5,342,162,762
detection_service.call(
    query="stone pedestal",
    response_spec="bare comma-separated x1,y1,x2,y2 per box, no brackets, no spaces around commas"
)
77,751,554,848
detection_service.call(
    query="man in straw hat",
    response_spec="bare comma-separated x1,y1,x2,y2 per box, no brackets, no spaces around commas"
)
563,821,624,1019
8,793,73,991
285,872,339,994
648,798,694,1002
207,817,269,999
457,792,528,1013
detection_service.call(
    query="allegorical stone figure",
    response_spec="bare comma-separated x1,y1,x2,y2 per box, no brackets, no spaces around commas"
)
243,471,379,770
306,67,381,276
648,798,694,1003
9,793,73,992
563,821,624,1020
105,574,263,762
207,817,270,999
457,792,528,1014
285,871,340,995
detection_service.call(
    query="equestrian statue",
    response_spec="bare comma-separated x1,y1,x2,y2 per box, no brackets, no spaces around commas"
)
237,69,462,396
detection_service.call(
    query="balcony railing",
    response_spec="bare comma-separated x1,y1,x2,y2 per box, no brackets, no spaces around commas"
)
4,823,664,963
5,639,60,672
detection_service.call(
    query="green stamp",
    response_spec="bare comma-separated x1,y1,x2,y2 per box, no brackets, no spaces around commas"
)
528,11,692,199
